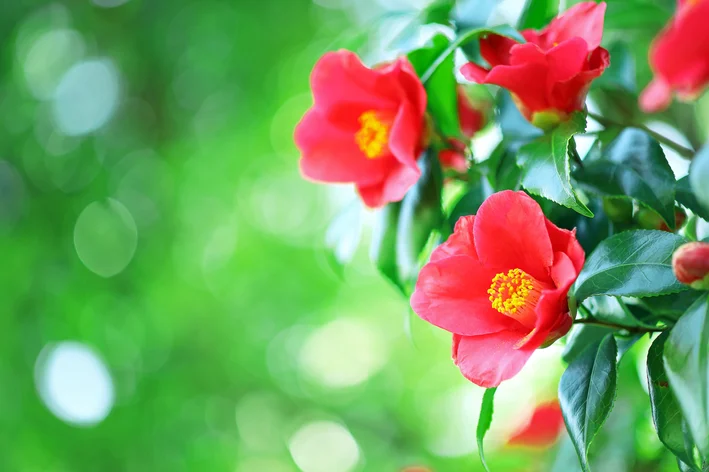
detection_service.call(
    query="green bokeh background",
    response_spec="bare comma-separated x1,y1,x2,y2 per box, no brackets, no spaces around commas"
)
0,0,694,471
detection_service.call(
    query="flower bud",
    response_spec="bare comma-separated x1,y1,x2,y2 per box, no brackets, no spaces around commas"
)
636,207,686,232
672,242,709,290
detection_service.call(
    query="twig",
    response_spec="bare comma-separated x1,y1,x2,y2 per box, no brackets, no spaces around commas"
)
572,318,666,334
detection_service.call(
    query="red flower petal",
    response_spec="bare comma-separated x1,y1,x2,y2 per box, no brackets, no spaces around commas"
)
460,62,491,83
640,78,674,113
356,163,420,208
410,255,521,337
430,215,478,262
550,47,609,113
453,330,536,388
389,100,425,167
546,38,590,84
479,34,520,67
545,220,585,273
508,401,565,448
537,2,607,51
483,62,551,117
296,108,391,185
473,191,554,282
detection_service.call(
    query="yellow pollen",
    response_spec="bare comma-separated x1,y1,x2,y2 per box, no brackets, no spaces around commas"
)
487,268,541,326
355,111,390,159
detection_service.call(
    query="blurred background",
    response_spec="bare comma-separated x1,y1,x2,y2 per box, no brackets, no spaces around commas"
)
0,0,697,471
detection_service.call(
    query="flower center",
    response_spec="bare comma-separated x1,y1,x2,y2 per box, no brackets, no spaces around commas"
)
355,111,390,159
487,268,542,328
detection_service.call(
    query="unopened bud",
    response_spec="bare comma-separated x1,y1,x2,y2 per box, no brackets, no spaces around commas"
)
672,242,709,290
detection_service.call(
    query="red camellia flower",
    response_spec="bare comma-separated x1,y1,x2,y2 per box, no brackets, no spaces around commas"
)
410,191,584,387
460,2,609,129
640,0,709,112
294,50,428,208
439,87,489,172
507,400,565,448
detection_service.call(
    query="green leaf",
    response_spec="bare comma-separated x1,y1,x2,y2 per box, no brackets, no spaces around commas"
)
572,230,688,302
496,90,542,144
647,332,699,469
677,176,709,222
396,148,444,288
482,141,523,191
517,113,592,217
408,34,460,137
663,295,709,460
370,201,405,293
593,41,636,93
690,144,709,213
562,324,614,364
324,201,363,276
518,0,559,30
421,0,455,24
477,387,497,472
559,335,618,472
448,181,485,225
637,291,704,321
421,24,525,83
585,296,659,329
604,1,672,31
573,128,676,229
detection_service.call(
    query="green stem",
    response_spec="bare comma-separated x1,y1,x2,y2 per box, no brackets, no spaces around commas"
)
587,111,695,159
572,318,665,333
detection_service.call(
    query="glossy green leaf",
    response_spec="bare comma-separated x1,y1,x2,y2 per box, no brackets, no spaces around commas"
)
408,34,459,137
324,201,363,276
585,296,659,329
559,335,618,472
518,0,559,30
396,148,444,287
572,230,687,302
637,291,704,321
663,295,709,460
517,113,592,217
562,324,614,364
370,201,405,293
482,141,523,191
677,176,709,221
477,387,497,472
690,144,709,213
573,128,676,229
421,24,525,84
647,332,698,469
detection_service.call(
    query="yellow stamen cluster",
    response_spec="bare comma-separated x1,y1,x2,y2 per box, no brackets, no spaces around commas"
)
355,111,390,159
487,268,537,316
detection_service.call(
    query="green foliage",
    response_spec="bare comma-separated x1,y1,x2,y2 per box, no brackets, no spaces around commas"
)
517,113,592,216
518,0,559,30
664,296,709,461
477,387,497,472
690,145,709,213
559,335,618,472
572,230,688,302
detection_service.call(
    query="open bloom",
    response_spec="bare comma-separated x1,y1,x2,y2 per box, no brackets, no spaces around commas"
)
507,400,565,448
294,50,427,208
410,191,584,387
461,2,609,129
640,0,709,112
439,86,489,172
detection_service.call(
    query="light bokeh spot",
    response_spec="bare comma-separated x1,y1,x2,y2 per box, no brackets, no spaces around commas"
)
22,28,85,100
289,421,360,472
35,341,115,426
53,58,120,136
74,198,138,277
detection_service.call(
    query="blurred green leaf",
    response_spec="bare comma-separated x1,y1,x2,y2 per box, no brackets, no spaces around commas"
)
604,1,671,31
518,0,559,30
497,91,542,144
559,335,618,472
663,295,709,460
594,42,636,93
325,200,363,276
647,332,699,469
572,230,687,302
482,141,523,191
477,387,497,472
448,180,485,225
518,113,592,217
396,148,444,288
370,201,405,293
585,296,658,329
422,0,456,24
573,128,676,229
690,144,709,213
677,176,709,221
637,291,704,321
408,34,460,137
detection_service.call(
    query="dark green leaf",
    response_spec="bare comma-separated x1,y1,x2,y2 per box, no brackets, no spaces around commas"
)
421,24,525,83
586,296,659,329
324,201,363,276
482,140,523,191
573,128,676,229
408,35,460,137
663,295,709,460
647,332,698,469
518,0,559,30
573,199,612,254
680,173,709,225
448,181,485,226
637,291,704,321
396,148,444,287
559,335,618,472
517,113,592,217
572,230,687,302
690,144,709,213
477,387,497,472
370,201,405,293
562,324,614,364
